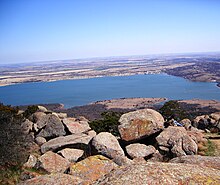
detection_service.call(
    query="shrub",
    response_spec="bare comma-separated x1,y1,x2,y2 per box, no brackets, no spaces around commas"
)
23,105,39,118
0,103,19,124
0,103,36,184
159,100,188,121
89,111,122,136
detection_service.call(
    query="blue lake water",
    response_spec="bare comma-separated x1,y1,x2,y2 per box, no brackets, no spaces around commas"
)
0,74,219,108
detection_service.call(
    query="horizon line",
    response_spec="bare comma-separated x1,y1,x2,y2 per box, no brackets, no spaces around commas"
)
1,50,220,66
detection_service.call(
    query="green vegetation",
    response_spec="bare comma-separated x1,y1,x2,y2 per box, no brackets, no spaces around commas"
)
204,139,217,156
0,103,19,123
159,100,188,121
0,104,23,184
23,105,39,118
0,103,37,185
0,165,22,185
89,111,122,136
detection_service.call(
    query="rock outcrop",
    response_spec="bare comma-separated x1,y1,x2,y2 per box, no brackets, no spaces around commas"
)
92,132,124,159
94,162,220,185
69,155,118,184
147,149,164,162
18,174,83,185
126,143,156,159
37,151,70,173
193,112,220,132
156,126,198,157
21,119,33,134
62,117,91,134
23,155,38,169
56,112,67,119
180,118,192,130
41,134,93,153
118,109,164,141
210,112,220,121
112,155,133,166
35,136,46,146
15,105,220,185
32,112,46,124
57,148,84,162
37,106,48,112
170,155,220,170
37,114,66,138
187,129,207,144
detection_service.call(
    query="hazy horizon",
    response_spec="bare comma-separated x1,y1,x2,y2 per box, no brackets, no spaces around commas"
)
0,51,220,66
1,0,220,64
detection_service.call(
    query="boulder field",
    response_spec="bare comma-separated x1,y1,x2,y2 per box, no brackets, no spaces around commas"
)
17,106,220,185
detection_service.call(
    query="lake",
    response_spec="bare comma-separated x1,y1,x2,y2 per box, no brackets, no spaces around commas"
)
0,74,219,108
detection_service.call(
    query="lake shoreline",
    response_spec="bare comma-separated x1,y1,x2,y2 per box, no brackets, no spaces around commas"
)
1,72,219,90
1,74,219,108
16,98,220,121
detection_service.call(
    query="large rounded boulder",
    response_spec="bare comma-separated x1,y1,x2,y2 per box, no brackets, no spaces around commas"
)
92,132,124,159
118,109,164,141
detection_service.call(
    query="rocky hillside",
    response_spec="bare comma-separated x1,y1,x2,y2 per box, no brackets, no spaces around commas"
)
0,104,220,184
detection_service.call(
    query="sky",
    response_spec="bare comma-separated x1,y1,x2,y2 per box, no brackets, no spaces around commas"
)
0,0,220,64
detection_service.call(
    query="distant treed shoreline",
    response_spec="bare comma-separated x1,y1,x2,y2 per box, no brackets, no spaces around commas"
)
0,54,219,87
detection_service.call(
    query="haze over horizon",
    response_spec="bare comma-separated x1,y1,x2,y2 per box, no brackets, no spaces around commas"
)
1,0,220,64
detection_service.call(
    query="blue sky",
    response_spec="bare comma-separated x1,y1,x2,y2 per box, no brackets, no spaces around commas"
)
0,0,220,64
